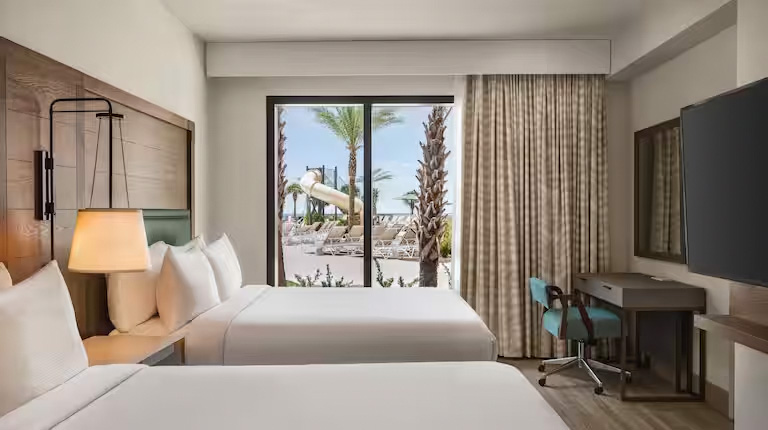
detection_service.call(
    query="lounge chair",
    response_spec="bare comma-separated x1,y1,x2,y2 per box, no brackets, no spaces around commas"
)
315,226,348,254
395,227,418,258
372,228,403,258
322,225,364,255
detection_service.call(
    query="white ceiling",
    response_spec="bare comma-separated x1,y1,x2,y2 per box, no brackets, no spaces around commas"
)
161,0,641,42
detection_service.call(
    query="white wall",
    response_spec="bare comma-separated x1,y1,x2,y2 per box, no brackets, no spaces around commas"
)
733,0,768,425
734,344,768,430
605,83,631,272
207,75,463,284
737,0,768,86
611,0,732,74
207,40,611,77
0,0,209,234
611,26,738,394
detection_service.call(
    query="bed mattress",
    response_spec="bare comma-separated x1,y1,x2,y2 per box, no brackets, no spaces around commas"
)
185,286,497,365
0,362,567,430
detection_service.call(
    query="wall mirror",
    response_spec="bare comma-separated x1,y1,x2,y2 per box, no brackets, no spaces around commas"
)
635,118,686,263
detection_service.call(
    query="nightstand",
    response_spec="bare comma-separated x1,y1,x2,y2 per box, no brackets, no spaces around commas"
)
82,335,185,366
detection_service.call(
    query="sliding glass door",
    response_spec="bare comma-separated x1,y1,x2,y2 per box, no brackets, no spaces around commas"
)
267,96,454,288
371,104,456,288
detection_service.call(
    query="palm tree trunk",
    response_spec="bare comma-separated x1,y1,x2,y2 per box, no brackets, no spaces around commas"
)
277,108,288,286
277,226,285,285
348,149,358,225
292,196,297,219
417,106,450,288
419,261,438,289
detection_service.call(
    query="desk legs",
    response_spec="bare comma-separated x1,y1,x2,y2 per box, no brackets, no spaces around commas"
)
698,317,706,399
675,312,683,392
620,309,628,400
620,309,705,402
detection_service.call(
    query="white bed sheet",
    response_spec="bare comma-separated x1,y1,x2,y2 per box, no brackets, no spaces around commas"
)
1,362,567,430
185,286,497,365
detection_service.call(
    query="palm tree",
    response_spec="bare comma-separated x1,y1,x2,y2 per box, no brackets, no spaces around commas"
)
286,183,303,219
339,183,360,197
277,107,288,286
311,107,401,225
416,106,450,288
358,168,394,217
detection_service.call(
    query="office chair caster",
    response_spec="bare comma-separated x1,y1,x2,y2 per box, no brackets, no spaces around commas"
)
538,364,545,372
538,377,546,387
594,385,604,395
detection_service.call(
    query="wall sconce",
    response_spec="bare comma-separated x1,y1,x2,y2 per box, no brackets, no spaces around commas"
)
34,149,53,221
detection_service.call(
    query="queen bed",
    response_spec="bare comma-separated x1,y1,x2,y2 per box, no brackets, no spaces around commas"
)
0,261,566,430
1,362,566,430
106,210,497,366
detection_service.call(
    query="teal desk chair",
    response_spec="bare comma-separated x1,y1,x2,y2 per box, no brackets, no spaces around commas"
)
530,277,629,394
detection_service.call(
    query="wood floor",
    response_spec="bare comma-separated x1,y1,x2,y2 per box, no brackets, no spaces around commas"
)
501,359,733,430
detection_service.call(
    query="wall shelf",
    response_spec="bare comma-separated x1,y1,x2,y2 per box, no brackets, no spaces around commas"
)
695,314,768,354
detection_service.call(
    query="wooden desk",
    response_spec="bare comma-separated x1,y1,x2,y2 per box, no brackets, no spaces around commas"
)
574,273,706,401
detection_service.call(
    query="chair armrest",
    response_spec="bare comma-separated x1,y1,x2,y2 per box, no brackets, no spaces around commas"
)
547,286,595,342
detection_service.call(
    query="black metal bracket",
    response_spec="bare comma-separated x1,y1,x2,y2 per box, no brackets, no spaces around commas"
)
40,98,114,260
33,150,54,220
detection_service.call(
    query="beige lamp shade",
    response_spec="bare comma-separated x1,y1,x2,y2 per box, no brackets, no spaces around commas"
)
68,209,150,273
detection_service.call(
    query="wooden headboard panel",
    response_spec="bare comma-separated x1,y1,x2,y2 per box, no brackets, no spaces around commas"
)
0,38,195,337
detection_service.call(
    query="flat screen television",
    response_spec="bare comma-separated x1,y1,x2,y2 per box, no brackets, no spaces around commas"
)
681,77,768,287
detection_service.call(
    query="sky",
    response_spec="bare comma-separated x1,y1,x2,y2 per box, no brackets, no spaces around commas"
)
281,105,456,218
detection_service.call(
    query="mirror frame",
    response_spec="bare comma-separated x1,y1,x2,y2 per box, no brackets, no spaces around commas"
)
634,117,687,264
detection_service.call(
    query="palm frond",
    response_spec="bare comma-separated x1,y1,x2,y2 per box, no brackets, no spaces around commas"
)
373,108,403,131
311,106,365,151
286,183,303,194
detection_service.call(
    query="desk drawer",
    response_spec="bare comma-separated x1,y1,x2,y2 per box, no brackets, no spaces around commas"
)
574,275,623,307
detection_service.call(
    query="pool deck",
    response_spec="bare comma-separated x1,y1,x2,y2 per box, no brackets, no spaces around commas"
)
283,244,452,288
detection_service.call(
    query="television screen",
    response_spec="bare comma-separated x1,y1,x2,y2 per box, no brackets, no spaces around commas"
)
681,78,768,287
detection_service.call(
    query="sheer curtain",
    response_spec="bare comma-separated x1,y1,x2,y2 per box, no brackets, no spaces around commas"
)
649,127,682,255
460,75,609,358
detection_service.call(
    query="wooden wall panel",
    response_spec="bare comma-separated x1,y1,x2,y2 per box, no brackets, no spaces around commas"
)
6,110,46,160
7,209,48,259
1,37,193,338
82,94,188,210
6,47,81,119
731,283,768,327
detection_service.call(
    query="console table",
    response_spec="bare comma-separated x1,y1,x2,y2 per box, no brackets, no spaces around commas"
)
574,273,706,401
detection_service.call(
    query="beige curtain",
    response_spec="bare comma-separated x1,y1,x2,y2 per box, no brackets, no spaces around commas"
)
461,75,609,358
649,127,682,255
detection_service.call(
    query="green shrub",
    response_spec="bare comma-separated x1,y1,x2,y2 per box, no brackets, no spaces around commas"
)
440,219,452,258
304,212,325,225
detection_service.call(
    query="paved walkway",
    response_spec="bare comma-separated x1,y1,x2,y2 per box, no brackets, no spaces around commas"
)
283,244,453,288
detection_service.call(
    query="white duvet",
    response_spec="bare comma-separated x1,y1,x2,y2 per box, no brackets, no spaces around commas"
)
184,286,497,365
0,362,568,430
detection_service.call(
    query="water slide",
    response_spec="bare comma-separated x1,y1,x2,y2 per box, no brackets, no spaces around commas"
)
300,170,363,217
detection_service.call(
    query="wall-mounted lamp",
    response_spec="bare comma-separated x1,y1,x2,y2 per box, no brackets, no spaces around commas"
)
33,149,53,221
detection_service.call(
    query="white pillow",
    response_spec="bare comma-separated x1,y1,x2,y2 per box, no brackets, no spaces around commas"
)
0,262,12,289
156,246,220,331
107,241,170,332
203,234,242,302
170,235,205,252
0,261,87,416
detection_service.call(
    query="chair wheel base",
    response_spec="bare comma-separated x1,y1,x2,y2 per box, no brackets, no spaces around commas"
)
594,386,604,395
538,378,546,387
537,364,545,372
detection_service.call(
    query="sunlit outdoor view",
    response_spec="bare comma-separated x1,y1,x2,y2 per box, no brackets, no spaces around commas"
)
276,103,455,288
